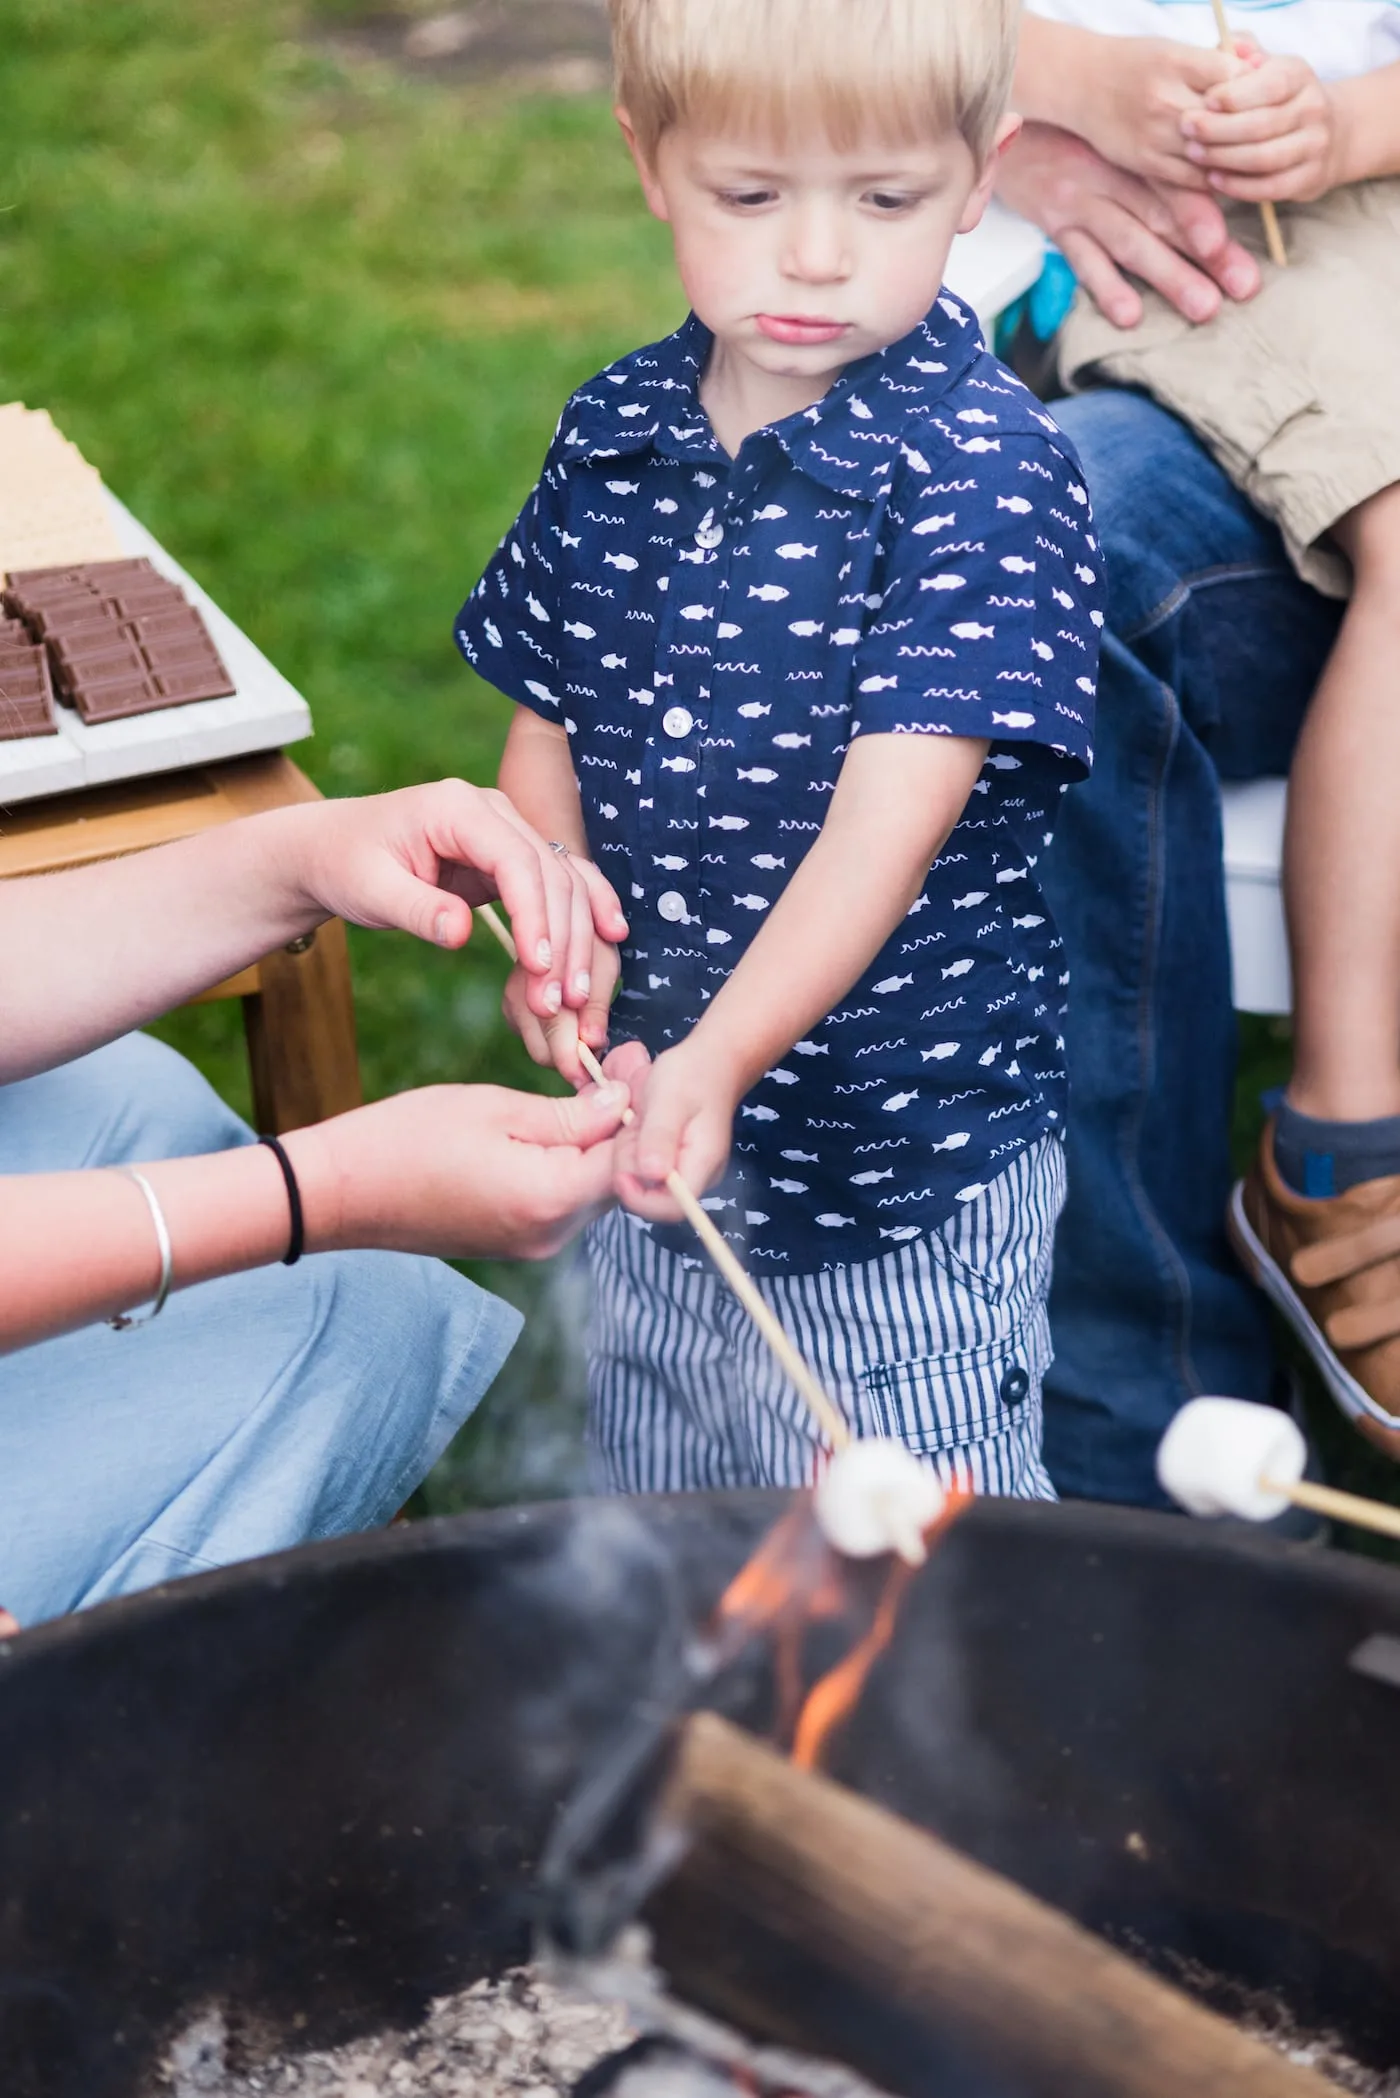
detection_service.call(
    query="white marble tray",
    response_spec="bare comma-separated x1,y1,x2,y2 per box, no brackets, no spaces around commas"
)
0,493,312,805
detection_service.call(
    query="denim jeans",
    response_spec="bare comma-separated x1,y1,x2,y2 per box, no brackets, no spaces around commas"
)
1041,390,1342,1505
0,1033,521,1625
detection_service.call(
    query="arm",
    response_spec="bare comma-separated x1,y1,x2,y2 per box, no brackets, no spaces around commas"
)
1185,54,1400,201
497,704,622,1079
1014,16,1235,188
612,733,989,1220
0,1079,629,1353
0,778,627,1084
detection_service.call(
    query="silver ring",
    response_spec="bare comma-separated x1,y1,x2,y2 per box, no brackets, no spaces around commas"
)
547,839,571,859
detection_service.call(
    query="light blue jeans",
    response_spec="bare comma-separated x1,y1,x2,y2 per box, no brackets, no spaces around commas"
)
0,1033,521,1626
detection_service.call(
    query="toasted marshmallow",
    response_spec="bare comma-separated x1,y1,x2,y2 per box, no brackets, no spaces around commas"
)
815,1439,946,1564
1157,1397,1307,1522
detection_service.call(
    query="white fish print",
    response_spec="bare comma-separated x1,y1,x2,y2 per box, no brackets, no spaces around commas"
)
882,1091,918,1113
744,1104,780,1121
872,974,913,994
775,543,819,560
921,1042,960,1061
771,1177,809,1194
748,584,789,602
738,767,778,783
816,1215,857,1228
931,1131,971,1153
737,703,770,718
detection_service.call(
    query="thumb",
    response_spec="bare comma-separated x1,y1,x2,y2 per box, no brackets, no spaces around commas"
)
512,1082,631,1151
363,857,474,948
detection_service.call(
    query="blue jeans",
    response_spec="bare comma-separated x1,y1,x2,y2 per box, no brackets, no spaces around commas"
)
1041,391,1342,1505
0,1034,521,1624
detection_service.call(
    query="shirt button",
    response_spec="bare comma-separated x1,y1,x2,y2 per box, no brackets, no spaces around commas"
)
999,1364,1031,1410
662,706,694,739
658,890,688,923
695,510,724,551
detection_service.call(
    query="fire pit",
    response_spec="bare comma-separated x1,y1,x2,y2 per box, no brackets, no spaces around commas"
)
3,1494,1400,2097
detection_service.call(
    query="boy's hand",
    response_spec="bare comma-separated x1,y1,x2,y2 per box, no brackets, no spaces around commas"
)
610,1040,740,1223
502,923,621,1084
1077,36,1239,188
1184,52,1343,202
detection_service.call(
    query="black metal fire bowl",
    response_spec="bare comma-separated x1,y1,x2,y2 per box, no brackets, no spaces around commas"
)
4,1493,1400,2098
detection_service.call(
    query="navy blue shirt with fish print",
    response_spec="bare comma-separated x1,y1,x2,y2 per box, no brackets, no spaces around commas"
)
457,293,1101,1274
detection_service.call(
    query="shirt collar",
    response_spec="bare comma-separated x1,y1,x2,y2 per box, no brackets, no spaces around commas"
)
557,293,987,501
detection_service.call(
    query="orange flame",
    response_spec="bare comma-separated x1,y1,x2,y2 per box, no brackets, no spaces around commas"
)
706,1482,971,1772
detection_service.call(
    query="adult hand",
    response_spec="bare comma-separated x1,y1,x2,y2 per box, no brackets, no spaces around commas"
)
1185,52,1343,202
0,1609,18,1639
284,779,628,1028
1073,34,1238,188
997,122,1261,328
501,869,622,1082
606,1039,737,1225
287,1077,630,1261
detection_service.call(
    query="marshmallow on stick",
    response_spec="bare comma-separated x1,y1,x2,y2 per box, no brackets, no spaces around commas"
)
475,900,949,1565
1158,1396,1400,1544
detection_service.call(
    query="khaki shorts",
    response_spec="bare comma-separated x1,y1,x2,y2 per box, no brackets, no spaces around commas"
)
1057,178,1400,598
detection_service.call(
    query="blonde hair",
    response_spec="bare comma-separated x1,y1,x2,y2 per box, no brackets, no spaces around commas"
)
610,0,1020,164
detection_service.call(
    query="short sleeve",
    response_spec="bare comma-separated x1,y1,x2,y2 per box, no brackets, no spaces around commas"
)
454,449,573,723
849,434,1100,776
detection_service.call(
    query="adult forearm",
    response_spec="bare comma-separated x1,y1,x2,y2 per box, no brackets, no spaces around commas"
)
0,809,318,1083
0,1143,291,1350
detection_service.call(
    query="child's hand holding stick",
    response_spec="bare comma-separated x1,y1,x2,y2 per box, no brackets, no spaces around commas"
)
477,901,852,1455
1208,0,1288,263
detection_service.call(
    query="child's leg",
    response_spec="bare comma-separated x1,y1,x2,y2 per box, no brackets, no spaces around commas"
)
1232,485,1400,1450
730,1138,1066,1498
1284,482,1400,1128
586,1209,751,1492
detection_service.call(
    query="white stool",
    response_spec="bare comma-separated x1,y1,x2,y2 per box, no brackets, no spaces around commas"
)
1223,779,1291,1017
945,199,1047,341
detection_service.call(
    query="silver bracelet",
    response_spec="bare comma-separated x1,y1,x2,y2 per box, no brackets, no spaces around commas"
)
108,1168,174,1330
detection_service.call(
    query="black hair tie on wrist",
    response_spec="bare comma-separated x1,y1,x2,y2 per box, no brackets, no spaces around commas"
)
259,1135,305,1266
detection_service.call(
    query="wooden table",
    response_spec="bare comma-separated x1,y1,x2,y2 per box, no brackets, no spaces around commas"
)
0,751,362,1134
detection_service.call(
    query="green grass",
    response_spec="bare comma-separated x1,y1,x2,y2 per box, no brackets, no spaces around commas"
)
1,0,679,1507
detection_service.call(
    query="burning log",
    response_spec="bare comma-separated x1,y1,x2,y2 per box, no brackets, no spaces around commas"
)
640,1712,1338,2098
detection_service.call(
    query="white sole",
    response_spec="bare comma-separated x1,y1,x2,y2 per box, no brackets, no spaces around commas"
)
1227,1179,1400,1438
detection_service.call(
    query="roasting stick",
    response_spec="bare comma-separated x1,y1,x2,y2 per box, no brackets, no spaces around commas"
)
1210,0,1288,265
473,903,854,1461
1262,1477,1400,1543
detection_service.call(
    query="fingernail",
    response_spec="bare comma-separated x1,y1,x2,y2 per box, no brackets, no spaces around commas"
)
1185,142,1205,163
1186,288,1216,322
544,982,562,1013
1189,224,1217,257
596,1082,628,1109
536,938,552,968
573,970,591,998
434,911,451,945
1225,264,1255,296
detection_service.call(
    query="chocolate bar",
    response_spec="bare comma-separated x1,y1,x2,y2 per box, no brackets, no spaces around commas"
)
3,557,234,723
0,640,58,741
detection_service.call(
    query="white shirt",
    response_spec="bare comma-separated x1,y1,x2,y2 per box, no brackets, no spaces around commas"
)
1023,1,1400,81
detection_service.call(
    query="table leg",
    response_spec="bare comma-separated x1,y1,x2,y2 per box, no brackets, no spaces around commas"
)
243,917,362,1134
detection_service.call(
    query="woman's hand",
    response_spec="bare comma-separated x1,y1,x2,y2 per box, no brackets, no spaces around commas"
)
1184,52,1345,202
283,780,628,1029
285,1076,630,1262
997,122,1262,328
607,1039,740,1224
501,908,622,1084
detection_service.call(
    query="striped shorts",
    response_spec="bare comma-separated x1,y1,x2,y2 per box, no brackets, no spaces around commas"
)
586,1134,1065,1501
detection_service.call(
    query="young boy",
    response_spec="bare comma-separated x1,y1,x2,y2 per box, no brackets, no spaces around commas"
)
1020,0,1400,1456
456,0,1102,1498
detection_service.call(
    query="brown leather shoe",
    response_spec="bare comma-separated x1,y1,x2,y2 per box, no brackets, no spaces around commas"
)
1228,1124,1400,1459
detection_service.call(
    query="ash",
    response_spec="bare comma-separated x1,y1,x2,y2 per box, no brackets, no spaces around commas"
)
157,1966,632,2098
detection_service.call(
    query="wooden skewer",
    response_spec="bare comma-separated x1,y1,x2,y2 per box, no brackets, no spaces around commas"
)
1210,0,1288,265
474,903,853,1454
1262,1474,1400,1543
